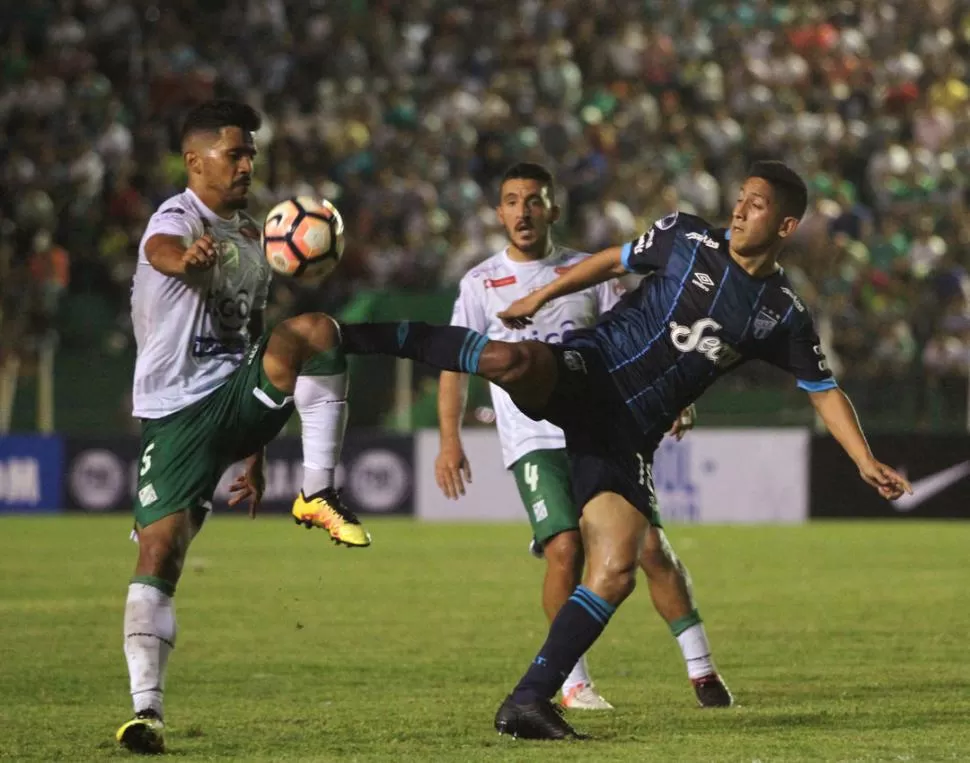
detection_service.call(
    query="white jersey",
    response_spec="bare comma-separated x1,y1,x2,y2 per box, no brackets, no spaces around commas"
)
451,246,622,468
131,188,272,418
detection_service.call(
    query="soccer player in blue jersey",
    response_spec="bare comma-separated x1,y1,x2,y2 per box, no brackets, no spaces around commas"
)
338,160,912,740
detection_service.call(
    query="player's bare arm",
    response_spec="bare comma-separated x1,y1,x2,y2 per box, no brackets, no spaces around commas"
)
499,246,626,328
144,232,218,276
809,388,912,500
436,371,473,499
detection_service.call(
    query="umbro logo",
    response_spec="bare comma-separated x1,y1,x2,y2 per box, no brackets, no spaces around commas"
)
691,272,715,292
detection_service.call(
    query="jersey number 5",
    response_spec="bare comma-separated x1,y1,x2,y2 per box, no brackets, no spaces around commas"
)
140,442,156,477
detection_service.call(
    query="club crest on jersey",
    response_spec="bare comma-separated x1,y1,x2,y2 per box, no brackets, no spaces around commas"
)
240,224,260,240
485,275,517,288
752,308,781,339
217,240,240,270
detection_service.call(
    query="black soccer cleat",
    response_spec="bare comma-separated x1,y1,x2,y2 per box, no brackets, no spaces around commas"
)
115,708,165,754
692,673,734,707
494,695,587,740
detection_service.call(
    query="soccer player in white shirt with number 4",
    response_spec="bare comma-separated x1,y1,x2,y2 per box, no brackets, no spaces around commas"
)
436,163,725,711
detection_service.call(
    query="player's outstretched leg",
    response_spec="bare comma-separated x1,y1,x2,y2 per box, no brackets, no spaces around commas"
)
495,492,646,740
338,321,558,412
264,313,370,547
117,511,197,754
640,526,733,707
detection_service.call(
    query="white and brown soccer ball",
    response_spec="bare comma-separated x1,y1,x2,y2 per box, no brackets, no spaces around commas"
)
262,197,345,279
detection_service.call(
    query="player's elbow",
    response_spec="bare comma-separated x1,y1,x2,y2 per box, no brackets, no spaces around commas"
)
600,246,628,277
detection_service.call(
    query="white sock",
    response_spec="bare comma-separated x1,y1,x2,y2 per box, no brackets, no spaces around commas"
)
124,583,176,717
294,373,348,496
677,623,716,680
561,654,593,694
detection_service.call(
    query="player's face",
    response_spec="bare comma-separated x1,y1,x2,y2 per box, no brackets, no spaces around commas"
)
496,179,559,254
188,127,256,210
730,178,797,255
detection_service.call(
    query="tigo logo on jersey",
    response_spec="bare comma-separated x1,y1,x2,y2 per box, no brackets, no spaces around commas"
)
485,275,517,289
685,231,720,249
669,318,725,363
691,271,715,292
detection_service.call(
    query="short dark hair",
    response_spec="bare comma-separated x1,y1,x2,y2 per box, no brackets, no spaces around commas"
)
746,160,808,220
180,99,261,146
500,162,556,201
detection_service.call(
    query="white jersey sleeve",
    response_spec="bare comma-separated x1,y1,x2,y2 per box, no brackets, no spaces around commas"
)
142,200,203,246
450,274,488,332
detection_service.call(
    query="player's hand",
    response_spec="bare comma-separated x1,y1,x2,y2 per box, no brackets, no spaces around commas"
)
229,452,266,518
498,293,544,330
857,457,912,501
435,440,472,499
667,404,697,441
182,232,218,272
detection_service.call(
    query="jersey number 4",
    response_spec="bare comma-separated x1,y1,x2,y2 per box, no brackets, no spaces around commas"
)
524,462,540,492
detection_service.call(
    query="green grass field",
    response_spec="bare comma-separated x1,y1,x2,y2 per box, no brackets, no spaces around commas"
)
1,516,968,762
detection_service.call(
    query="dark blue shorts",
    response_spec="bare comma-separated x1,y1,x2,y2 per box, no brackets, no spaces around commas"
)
520,344,662,526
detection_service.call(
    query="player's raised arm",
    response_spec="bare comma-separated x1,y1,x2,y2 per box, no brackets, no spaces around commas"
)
144,232,218,276
499,246,625,328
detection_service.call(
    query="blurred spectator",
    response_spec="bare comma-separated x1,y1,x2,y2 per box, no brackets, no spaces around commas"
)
1,0,969,429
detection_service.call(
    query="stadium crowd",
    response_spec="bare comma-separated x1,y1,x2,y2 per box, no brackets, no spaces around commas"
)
1,0,969,427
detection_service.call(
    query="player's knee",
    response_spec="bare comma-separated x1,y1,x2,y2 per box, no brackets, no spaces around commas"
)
137,532,187,580
285,312,339,352
587,560,638,606
478,342,531,384
543,531,583,575
640,528,679,579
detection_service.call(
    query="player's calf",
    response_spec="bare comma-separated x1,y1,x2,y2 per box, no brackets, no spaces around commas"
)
640,527,731,707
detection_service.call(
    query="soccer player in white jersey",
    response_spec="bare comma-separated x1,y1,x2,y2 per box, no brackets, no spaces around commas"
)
435,163,724,712
116,100,369,754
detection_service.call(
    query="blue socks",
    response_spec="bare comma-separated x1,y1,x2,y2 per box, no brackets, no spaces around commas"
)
339,322,488,374
510,586,616,704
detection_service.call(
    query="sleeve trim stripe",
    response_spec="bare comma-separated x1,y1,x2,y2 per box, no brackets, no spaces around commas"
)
620,242,633,271
797,378,839,392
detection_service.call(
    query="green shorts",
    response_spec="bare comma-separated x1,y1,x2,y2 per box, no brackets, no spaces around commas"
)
511,448,663,544
133,335,294,528
511,449,579,545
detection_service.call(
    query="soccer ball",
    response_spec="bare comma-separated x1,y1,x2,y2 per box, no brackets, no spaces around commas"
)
262,197,345,279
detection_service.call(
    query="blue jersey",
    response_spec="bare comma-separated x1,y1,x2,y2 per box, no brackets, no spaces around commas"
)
563,212,837,442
